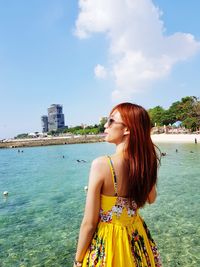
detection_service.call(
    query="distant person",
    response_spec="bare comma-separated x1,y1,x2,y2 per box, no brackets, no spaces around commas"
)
195,138,197,144
73,103,162,267
76,159,86,163
176,149,178,153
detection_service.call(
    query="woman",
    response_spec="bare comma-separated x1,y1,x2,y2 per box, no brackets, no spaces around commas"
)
73,103,162,267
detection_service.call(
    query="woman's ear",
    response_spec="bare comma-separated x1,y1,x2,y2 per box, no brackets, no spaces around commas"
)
123,128,130,136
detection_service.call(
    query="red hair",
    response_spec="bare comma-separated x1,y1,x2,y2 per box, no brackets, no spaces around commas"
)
110,102,160,208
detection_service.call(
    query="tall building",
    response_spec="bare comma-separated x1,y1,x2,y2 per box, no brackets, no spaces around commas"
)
48,104,65,131
41,115,48,133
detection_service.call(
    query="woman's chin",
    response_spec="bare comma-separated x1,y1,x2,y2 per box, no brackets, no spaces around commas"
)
104,136,115,144
104,135,109,142
104,135,111,142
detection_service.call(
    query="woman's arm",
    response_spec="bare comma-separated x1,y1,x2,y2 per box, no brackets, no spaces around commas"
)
74,158,104,265
147,184,157,204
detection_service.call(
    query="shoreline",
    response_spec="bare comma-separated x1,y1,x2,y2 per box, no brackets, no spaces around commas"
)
151,133,199,143
0,135,105,149
0,133,199,149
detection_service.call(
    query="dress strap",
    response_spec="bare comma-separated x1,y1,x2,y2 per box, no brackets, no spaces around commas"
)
107,156,118,196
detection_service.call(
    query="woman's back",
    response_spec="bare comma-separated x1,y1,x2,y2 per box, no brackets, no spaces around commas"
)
100,154,129,197
81,156,162,267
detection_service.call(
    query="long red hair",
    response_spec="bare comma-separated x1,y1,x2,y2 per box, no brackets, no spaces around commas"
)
110,102,160,208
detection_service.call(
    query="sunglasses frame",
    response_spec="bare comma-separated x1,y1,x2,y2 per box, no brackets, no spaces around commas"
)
107,117,126,127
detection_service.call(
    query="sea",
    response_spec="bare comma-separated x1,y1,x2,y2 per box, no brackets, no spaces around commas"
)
0,142,199,267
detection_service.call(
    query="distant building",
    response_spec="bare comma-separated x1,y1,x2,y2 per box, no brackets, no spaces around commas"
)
41,115,48,133
48,104,65,131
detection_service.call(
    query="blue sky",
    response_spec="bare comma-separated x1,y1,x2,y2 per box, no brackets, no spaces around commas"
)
0,0,200,139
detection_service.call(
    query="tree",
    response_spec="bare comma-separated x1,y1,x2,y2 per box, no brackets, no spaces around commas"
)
161,110,173,126
48,130,57,136
178,96,196,121
167,101,182,123
15,133,29,139
193,100,200,129
147,96,200,130
182,117,198,132
179,96,200,131
148,106,165,126
98,117,107,132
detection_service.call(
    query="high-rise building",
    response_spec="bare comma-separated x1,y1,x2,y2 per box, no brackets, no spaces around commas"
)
41,115,48,133
48,104,65,131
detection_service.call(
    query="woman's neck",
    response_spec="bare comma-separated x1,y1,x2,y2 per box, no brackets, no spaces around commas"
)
115,142,126,155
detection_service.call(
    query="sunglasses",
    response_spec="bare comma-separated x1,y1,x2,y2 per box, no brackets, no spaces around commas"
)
106,117,126,127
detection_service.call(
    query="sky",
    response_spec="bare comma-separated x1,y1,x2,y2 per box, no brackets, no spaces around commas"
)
0,0,200,139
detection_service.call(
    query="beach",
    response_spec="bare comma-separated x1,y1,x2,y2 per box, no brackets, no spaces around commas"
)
151,133,199,143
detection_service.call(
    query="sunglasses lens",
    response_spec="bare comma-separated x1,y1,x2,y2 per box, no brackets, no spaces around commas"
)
107,118,114,126
106,117,125,127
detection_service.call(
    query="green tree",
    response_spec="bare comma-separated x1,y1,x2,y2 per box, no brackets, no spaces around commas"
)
48,130,57,136
179,96,200,131
148,106,165,126
98,117,107,132
178,96,196,121
167,101,182,123
161,110,173,126
182,117,198,132
15,133,29,139
193,100,200,129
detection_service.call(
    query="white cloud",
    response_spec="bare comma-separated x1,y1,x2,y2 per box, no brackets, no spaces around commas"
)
75,0,200,100
94,64,107,79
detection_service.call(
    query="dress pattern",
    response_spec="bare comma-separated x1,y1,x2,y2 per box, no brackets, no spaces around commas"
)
82,157,162,267
100,196,137,222
86,232,106,267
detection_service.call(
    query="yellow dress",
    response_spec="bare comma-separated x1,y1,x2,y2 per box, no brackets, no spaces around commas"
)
82,156,162,267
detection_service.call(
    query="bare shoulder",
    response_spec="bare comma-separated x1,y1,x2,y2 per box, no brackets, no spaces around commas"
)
91,156,109,173
87,156,108,186
92,156,108,167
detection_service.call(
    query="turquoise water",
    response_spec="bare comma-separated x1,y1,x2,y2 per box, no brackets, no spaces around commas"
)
0,142,199,266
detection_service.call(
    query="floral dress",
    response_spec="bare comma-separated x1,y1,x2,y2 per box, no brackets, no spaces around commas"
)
82,156,162,267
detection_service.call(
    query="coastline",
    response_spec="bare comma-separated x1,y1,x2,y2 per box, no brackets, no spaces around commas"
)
0,135,105,149
151,133,199,143
0,133,199,149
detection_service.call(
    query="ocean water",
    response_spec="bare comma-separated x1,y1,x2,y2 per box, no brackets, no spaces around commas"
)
0,142,199,267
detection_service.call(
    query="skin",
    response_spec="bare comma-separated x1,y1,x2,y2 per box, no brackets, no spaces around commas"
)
73,110,157,266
